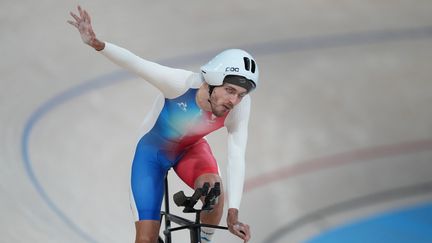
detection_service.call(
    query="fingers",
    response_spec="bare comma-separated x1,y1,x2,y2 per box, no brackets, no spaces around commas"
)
68,11,80,28
70,5,89,22
68,5,91,28
67,20,78,28
68,6,82,27
84,10,91,24
242,224,251,242
231,223,251,242
70,11,80,22
78,5,84,18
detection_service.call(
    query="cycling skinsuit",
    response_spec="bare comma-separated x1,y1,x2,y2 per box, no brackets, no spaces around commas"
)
100,43,250,221
131,88,229,219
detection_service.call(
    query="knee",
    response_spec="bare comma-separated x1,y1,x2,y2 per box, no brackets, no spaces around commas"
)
194,174,224,207
194,173,223,189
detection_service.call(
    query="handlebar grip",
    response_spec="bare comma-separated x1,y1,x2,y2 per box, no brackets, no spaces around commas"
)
202,182,221,210
213,182,220,196
190,182,210,203
207,183,220,199
202,182,210,196
173,191,187,207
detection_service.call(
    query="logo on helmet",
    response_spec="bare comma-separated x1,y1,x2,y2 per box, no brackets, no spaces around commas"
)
225,67,239,72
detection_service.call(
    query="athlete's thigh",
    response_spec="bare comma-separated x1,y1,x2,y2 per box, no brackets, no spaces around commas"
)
174,138,219,189
130,137,167,221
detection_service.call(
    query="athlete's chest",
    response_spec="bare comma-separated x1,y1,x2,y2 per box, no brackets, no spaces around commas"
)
160,89,226,136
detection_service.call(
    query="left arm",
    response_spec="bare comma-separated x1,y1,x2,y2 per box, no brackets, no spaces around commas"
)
225,95,251,242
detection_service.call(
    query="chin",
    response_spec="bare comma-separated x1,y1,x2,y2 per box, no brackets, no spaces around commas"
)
211,108,226,117
212,111,224,117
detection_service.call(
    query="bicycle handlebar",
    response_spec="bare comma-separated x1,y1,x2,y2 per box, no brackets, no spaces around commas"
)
161,178,228,243
173,182,220,212
190,182,210,204
203,182,220,210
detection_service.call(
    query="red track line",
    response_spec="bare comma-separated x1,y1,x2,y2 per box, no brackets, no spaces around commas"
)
244,139,432,192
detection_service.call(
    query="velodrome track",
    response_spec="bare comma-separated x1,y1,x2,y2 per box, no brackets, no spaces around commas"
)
2,1,432,242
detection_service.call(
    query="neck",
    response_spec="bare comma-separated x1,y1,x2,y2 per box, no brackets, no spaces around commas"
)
196,83,212,112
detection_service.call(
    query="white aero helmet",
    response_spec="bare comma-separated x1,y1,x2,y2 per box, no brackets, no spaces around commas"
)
201,49,259,93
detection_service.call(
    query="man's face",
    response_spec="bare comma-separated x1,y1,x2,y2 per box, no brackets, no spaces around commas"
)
209,83,248,117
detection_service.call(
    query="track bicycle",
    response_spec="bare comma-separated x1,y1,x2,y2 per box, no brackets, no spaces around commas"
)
158,172,228,243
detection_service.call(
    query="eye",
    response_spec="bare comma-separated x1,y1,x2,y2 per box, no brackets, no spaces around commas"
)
225,87,236,94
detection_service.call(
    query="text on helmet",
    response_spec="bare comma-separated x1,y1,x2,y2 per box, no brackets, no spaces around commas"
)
225,67,239,72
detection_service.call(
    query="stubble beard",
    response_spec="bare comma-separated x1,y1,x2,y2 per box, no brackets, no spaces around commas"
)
212,107,226,117
209,97,228,117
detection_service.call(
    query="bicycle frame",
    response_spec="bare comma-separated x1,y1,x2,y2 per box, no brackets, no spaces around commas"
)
160,173,228,243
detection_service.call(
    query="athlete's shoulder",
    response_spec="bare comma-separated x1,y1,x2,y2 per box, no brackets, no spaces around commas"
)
164,72,203,99
185,72,204,89
234,95,251,113
225,95,251,129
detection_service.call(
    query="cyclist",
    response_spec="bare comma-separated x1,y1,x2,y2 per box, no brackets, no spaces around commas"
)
68,5,258,243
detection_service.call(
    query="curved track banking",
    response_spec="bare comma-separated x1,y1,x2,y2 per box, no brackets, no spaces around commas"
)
21,26,432,242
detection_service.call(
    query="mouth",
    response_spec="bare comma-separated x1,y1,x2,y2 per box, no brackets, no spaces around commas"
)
223,104,232,111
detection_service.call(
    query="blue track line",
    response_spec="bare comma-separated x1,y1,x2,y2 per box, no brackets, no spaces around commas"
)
21,71,131,243
308,202,432,243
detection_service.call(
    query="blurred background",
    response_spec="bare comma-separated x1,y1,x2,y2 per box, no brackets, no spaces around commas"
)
1,0,432,242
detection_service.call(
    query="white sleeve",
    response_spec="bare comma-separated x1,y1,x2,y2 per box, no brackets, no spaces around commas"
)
224,95,251,209
100,42,201,98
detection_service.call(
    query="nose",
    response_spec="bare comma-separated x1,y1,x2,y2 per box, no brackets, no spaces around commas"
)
228,94,240,106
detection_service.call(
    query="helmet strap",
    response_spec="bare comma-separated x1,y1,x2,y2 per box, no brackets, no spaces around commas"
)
208,85,216,97
207,85,218,109
207,85,216,106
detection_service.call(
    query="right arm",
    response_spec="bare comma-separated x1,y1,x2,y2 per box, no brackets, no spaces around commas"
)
68,5,197,98
100,43,196,98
